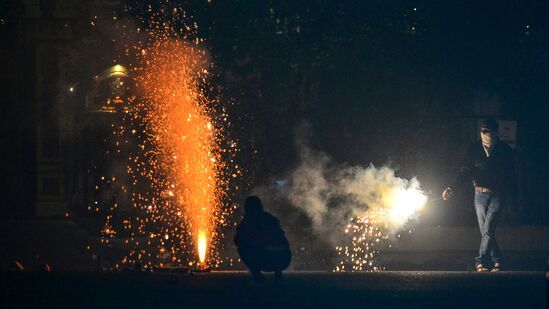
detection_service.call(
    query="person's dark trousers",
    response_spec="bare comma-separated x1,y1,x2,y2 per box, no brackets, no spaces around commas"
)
238,247,291,279
474,192,503,267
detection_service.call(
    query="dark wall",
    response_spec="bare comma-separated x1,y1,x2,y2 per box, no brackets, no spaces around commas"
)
186,0,549,224
0,3,36,218
2,0,548,224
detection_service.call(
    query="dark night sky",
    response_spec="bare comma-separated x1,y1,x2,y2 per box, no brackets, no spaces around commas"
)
0,0,548,223
178,1,549,167
167,0,549,223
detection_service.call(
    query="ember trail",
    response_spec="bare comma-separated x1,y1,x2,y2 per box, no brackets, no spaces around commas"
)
137,38,220,268
98,10,237,270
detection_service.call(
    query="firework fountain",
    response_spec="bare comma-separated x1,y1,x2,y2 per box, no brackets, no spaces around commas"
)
137,36,220,268
95,8,239,270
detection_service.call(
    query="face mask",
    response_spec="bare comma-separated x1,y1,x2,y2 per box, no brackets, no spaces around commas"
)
480,130,496,146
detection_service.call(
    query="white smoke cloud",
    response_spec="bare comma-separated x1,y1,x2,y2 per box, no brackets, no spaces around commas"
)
249,123,429,270
287,146,332,228
284,123,428,241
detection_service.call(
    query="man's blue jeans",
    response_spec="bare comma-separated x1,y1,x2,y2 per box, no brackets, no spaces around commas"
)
474,192,503,266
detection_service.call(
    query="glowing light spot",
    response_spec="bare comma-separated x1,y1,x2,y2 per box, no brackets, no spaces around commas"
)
387,189,427,227
198,230,207,264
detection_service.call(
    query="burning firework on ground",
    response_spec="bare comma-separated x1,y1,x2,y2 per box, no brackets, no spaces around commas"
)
94,8,240,270
334,176,428,272
286,146,428,272
135,31,221,268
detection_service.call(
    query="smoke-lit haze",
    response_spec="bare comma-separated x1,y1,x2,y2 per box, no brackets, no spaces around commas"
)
256,122,428,247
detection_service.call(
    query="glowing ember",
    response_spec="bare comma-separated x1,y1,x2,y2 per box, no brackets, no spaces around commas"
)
197,230,207,264
335,215,388,272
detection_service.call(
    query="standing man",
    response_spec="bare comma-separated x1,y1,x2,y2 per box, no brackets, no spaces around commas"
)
442,118,516,272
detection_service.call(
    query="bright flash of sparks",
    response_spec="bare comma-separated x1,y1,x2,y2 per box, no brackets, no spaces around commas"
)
335,180,428,272
387,188,427,227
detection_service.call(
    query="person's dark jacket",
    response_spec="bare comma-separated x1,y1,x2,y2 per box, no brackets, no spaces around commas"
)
453,139,516,195
234,211,289,250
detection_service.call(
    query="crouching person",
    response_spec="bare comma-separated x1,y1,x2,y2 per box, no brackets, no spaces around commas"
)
234,196,291,282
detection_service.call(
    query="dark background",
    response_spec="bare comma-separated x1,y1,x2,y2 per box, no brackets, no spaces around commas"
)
1,0,548,228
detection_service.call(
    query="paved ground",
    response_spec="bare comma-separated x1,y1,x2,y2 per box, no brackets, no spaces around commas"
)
3,220,549,272
2,271,547,308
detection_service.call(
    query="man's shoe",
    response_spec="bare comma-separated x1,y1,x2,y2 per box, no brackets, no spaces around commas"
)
491,262,502,272
476,264,489,272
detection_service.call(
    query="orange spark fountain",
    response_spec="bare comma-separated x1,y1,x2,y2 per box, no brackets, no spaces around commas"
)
138,38,220,265
96,7,240,271
110,8,239,266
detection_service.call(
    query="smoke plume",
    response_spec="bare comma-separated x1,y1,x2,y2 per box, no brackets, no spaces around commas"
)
272,122,427,243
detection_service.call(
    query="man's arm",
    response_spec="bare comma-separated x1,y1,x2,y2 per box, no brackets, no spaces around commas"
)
443,144,474,200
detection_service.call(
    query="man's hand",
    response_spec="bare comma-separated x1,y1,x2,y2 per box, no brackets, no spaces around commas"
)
442,187,453,201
